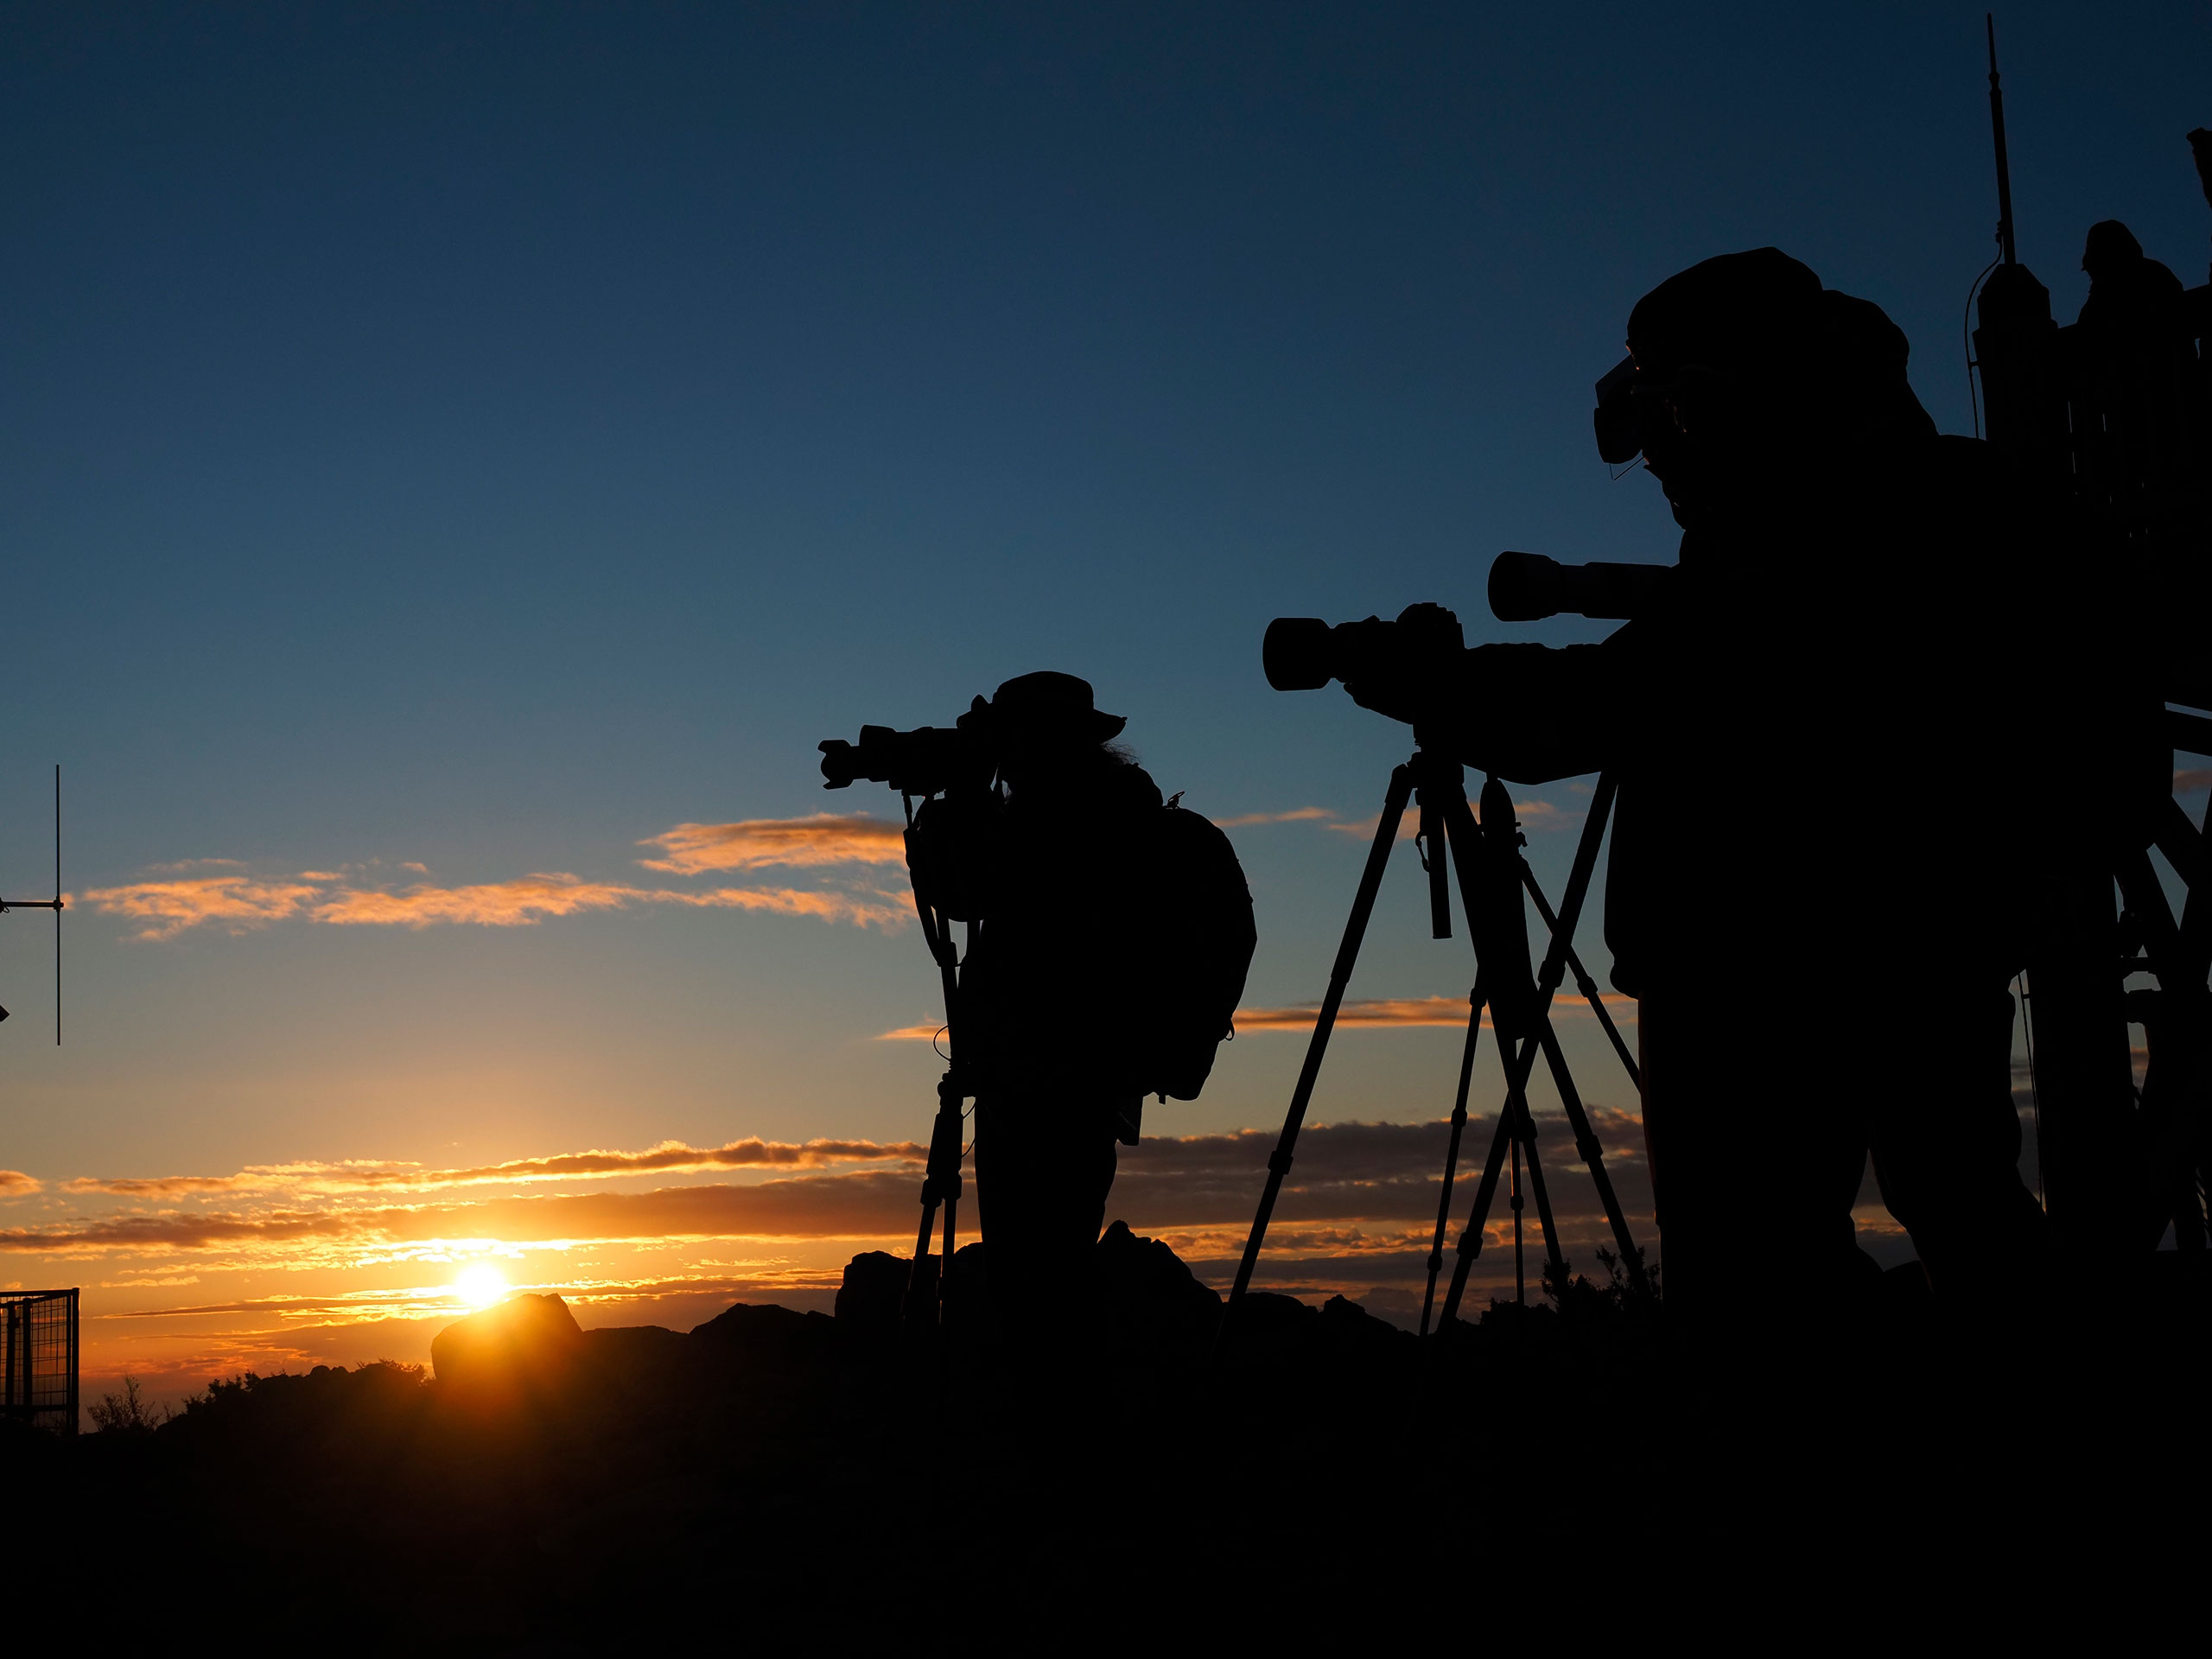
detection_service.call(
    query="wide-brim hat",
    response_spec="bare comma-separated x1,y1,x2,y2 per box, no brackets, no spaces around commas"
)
988,671,1127,743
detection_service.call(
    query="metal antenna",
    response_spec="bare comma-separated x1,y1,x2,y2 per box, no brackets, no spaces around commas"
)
53,766,60,1046
2,766,67,1045
1986,14,2017,266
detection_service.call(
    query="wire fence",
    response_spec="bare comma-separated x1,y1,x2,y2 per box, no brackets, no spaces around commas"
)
1,1289,79,1435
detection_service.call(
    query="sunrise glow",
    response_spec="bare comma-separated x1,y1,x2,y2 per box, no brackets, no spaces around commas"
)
455,1263,510,1309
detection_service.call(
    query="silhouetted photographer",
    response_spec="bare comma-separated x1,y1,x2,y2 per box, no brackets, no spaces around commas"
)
823,672,1255,1353
1271,249,2171,1332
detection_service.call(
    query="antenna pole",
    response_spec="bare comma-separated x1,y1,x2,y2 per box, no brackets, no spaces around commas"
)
1986,14,2017,266
53,765,61,1046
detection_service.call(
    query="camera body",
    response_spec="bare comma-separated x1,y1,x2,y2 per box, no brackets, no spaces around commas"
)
818,720,995,798
1262,601,1466,694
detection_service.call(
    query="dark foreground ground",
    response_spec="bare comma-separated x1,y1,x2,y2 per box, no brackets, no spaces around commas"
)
12,1228,2208,1650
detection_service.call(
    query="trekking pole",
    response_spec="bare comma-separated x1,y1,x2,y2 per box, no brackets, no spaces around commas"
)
1222,760,1416,1334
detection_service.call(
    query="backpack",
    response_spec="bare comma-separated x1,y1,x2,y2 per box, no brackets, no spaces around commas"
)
1139,798,1258,1102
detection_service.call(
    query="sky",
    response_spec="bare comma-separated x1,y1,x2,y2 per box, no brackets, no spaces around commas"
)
2,2,2207,1398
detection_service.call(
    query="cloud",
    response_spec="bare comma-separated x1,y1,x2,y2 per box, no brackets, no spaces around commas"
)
876,992,1634,1039
1228,993,1636,1033
310,874,657,928
1211,808,1334,829
1319,797,1576,841
2,1116,1650,1263
84,869,912,938
2177,769,2211,796
62,1137,927,1198
83,874,325,940
0,1172,40,1196
639,815,908,874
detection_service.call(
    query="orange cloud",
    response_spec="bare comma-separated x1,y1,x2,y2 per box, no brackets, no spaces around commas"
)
0,1171,40,1196
62,1137,926,1198
638,815,907,874
1176,993,1636,1035
876,993,1635,1040
84,868,912,938
3,1114,1651,1262
2177,768,2211,795
310,874,651,927
1211,807,1335,829
1322,798,1577,839
83,874,324,940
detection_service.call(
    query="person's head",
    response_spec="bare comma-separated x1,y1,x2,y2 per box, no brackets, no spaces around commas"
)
983,671,1128,787
1595,248,1934,528
2081,219,2145,281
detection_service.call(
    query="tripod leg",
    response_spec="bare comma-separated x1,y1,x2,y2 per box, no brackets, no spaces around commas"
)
904,1190,942,1325
1421,976,1486,1336
1511,1134,1524,1304
2119,846,2211,1253
906,1071,966,1327
1440,1037,1536,1324
1224,762,1417,1325
1534,1018,1648,1290
1518,866,1641,1090
1511,1090,1567,1281
940,1191,958,1321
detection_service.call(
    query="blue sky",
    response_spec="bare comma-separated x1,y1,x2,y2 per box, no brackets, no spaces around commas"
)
1,3,2205,1375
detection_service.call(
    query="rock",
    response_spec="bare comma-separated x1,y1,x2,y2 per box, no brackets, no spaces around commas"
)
1095,1220,1221,1344
1318,1294,1409,1344
1230,1291,1319,1340
834,1246,990,1335
580,1324,690,1387
430,1294,586,1402
836,1250,911,1329
689,1302,838,1369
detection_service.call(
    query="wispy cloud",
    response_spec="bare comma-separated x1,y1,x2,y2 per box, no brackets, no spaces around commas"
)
1249,994,1630,1030
2177,768,2211,796
60,1136,926,1199
637,815,907,874
83,868,911,939
1323,798,1578,838
3,1117,1649,1262
0,1171,40,1196
84,872,326,940
1211,807,1335,829
876,992,1634,1040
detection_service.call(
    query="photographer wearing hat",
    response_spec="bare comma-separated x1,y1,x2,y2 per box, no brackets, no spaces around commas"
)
1344,249,2164,1332
957,672,1166,1351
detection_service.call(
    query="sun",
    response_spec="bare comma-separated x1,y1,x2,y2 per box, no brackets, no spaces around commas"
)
454,1263,509,1309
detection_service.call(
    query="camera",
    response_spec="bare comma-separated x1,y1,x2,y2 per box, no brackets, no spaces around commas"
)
1486,551,1673,622
818,721,994,796
1262,602,1466,693
1266,555,1675,695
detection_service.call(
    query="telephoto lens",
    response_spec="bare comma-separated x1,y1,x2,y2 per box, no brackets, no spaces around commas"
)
1262,618,1336,691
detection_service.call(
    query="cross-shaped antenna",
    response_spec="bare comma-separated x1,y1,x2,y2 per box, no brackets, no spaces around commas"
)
0,766,65,1045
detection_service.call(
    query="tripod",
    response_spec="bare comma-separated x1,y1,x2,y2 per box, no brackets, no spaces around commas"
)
899,789,973,1330
1223,740,1646,1336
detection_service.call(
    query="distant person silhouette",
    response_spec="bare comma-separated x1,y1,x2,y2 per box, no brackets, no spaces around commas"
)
2071,219,2202,512
956,672,1163,1353
1347,249,2164,1329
